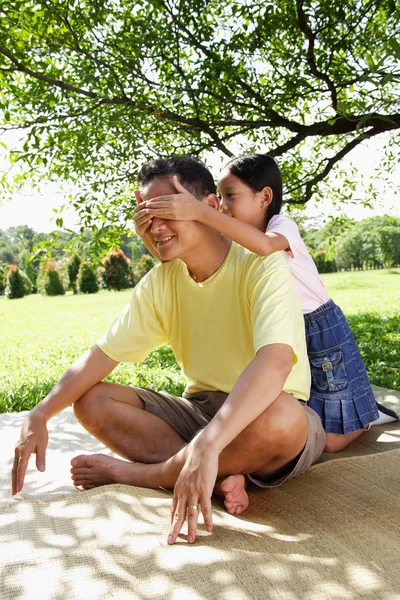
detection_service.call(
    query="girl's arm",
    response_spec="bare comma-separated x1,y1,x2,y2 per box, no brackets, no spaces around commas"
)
144,177,289,257
196,203,289,256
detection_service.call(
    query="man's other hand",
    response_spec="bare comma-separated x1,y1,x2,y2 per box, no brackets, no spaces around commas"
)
12,411,49,495
167,446,218,545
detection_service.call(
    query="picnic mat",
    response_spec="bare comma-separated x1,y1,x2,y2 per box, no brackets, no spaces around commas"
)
1,386,400,600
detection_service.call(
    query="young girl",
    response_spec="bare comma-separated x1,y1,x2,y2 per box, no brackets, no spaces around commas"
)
135,153,397,452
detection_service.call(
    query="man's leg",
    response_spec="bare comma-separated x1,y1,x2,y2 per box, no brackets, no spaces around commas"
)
73,381,186,463
71,392,311,511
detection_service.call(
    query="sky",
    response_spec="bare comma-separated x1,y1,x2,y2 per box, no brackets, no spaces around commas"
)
0,129,398,233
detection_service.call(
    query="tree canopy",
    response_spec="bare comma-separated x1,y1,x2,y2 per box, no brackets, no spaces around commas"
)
0,0,399,240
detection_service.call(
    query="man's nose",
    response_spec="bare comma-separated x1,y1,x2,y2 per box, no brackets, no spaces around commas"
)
150,216,167,233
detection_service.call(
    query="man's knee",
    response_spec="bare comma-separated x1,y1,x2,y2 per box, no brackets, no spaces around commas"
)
239,396,307,462
73,382,145,429
258,395,307,446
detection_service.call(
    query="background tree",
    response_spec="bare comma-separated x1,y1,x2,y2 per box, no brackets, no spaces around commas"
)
0,226,46,289
0,0,398,247
325,215,400,270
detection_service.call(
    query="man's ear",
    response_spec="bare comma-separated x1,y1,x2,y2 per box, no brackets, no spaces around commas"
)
260,186,273,210
202,193,220,210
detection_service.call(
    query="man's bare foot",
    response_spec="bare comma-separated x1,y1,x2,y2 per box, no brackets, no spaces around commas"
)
219,474,249,515
70,453,139,489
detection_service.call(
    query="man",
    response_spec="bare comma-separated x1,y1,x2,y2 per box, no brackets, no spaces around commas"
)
12,156,325,545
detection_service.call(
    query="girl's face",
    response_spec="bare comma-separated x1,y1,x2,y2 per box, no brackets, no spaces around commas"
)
218,170,269,230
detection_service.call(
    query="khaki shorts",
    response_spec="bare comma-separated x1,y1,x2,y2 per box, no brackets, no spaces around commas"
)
132,386,326,488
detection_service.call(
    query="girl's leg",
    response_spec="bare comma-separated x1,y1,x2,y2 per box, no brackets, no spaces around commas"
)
324,428,365,453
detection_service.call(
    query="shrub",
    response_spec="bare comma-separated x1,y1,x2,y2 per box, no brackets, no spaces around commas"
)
311,249,337,274
67,253,81,294
135,253,156,283
77,261,99,294
5,265,31,299
37,259,65,296
0,263,8,295
101,248,134,291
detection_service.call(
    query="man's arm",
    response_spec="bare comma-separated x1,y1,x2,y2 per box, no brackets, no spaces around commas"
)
12,345,118,495
168,343,293,543
195,343,292,450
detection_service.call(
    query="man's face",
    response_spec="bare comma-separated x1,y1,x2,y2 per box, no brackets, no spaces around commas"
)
142,175,204,261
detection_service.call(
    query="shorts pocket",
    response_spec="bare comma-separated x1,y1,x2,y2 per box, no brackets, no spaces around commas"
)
309,347,348,393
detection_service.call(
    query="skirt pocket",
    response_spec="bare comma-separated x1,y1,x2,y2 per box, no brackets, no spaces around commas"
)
309,347,348,393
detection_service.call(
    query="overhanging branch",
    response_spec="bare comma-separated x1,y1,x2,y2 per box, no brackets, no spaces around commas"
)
0,44,130,104
296,0,338,111
287,127,384,203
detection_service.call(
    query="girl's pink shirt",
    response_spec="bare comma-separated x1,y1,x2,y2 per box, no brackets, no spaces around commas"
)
267,215,330,314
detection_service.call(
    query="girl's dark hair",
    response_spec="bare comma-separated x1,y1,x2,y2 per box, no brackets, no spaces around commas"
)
138,155,216,200
224,154,283,221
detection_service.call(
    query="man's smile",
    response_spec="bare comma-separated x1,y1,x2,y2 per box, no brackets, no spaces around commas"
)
155,235,174,247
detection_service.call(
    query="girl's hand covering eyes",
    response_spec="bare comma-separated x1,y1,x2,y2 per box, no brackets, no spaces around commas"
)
144,176,202,221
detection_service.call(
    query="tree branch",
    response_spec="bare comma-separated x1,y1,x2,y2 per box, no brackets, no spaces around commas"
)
160,0,305,134
288,128,384,203
296,0,338,111
58,10,129,99
0,100,109,133
270,112,400,156
0,44,130,104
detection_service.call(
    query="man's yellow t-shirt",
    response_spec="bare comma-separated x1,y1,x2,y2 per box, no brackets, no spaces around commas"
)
97,243,311,400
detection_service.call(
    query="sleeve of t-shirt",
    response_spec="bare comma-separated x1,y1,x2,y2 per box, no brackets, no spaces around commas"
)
97,271,167,363
248,253,303,365
267,216,303,258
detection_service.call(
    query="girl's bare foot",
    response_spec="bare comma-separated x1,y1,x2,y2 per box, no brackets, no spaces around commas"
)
219,474,249,515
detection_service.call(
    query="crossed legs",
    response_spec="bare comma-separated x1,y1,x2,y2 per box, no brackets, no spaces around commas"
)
71,382,309,513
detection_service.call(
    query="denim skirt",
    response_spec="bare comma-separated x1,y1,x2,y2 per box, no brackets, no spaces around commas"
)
304,299,378,434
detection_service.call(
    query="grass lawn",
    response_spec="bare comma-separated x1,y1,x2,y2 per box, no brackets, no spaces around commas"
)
1,268,399,412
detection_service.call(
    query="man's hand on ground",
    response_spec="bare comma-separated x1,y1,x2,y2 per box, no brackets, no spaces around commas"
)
167,447,218,545
12,411,49,495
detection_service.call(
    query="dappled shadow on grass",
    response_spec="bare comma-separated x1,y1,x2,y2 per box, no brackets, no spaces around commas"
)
346,312,400,390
